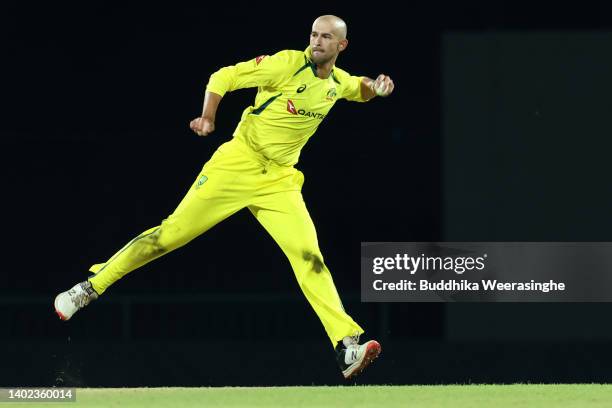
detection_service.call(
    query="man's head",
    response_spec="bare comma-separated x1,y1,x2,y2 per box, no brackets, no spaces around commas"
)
310,15,348,65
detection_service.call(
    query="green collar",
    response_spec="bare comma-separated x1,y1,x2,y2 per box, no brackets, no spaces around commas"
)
302,46,341,84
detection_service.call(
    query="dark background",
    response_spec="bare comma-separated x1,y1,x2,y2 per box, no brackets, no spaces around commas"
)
2,1,612,386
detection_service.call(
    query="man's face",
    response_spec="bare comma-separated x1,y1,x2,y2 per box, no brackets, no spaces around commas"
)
310,20,344,64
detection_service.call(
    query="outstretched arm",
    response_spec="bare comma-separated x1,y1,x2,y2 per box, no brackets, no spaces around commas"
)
360,74,395,100
190,91,222,137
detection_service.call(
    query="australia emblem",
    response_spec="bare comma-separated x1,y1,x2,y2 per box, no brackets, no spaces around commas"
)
326,88,337,101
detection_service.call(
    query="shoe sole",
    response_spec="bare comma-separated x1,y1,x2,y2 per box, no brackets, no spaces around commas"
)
343,340,381,379
54,295,69,321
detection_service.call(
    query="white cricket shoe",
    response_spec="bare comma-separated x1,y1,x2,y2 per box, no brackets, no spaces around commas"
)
336,337,382,379
54,281,99,321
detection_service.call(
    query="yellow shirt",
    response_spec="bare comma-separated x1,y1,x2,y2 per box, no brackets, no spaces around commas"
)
206,47,367,166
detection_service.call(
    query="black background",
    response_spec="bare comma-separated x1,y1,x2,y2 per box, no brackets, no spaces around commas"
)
3,1,612,386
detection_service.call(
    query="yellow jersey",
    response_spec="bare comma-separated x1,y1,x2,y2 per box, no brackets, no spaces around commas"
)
206,46,368,166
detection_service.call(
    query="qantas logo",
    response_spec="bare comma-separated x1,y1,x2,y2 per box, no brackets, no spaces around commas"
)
255,55,267,65
298,109,326,120
286,99,325,120
287,99,297,115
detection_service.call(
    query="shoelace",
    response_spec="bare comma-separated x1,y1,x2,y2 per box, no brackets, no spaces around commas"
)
343,333,360,347
70,286,96,308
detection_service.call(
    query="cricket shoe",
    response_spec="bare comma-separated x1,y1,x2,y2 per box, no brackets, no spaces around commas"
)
54,281,99,321
336,337,381,379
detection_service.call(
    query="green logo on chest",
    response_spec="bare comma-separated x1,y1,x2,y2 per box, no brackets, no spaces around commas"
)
326,88,337,100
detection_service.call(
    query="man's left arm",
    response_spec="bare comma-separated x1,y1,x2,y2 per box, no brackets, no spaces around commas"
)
337,67,394,102
360,74,395,100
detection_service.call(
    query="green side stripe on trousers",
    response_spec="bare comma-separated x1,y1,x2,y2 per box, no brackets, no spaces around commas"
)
91,227,161,276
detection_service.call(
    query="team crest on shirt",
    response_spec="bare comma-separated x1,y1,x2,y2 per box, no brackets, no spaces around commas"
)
326,88,337,101
195,175,208,189
255,55,267,65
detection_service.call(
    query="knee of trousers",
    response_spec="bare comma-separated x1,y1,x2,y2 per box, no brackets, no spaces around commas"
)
144,222,191,254
301,250,326,273
291,250,328,286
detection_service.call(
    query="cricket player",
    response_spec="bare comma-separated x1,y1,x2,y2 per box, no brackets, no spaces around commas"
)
55,15,394,379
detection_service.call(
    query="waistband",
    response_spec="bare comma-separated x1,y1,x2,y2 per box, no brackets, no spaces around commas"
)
225,137,292,174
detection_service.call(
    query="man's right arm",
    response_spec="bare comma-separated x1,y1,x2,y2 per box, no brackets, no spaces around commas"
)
190,91,222,137
190,51,297,137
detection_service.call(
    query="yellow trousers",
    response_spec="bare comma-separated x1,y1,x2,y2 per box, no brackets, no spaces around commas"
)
88,137,364,346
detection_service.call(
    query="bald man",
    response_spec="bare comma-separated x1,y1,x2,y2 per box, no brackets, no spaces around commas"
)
55,15,394,380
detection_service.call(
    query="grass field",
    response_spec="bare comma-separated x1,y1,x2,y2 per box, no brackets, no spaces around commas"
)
5,385,612,408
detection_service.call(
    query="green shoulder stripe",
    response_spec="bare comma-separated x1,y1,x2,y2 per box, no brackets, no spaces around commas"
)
251,93,282,115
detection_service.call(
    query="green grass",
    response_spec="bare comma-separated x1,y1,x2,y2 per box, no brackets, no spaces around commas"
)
6,385,612,408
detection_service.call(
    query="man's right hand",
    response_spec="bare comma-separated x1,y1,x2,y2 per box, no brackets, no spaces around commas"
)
190,117,215,136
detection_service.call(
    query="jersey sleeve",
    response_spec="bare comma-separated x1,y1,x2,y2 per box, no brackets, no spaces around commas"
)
334,67,368,102
206,50,298,97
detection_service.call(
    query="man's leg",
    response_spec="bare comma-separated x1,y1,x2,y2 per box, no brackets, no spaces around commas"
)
88,171,244,295
54,165,246,321
248,189,364,347
248,188,380,378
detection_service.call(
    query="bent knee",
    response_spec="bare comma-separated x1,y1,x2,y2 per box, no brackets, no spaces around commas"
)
153,220,194,251
141,228,168,254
